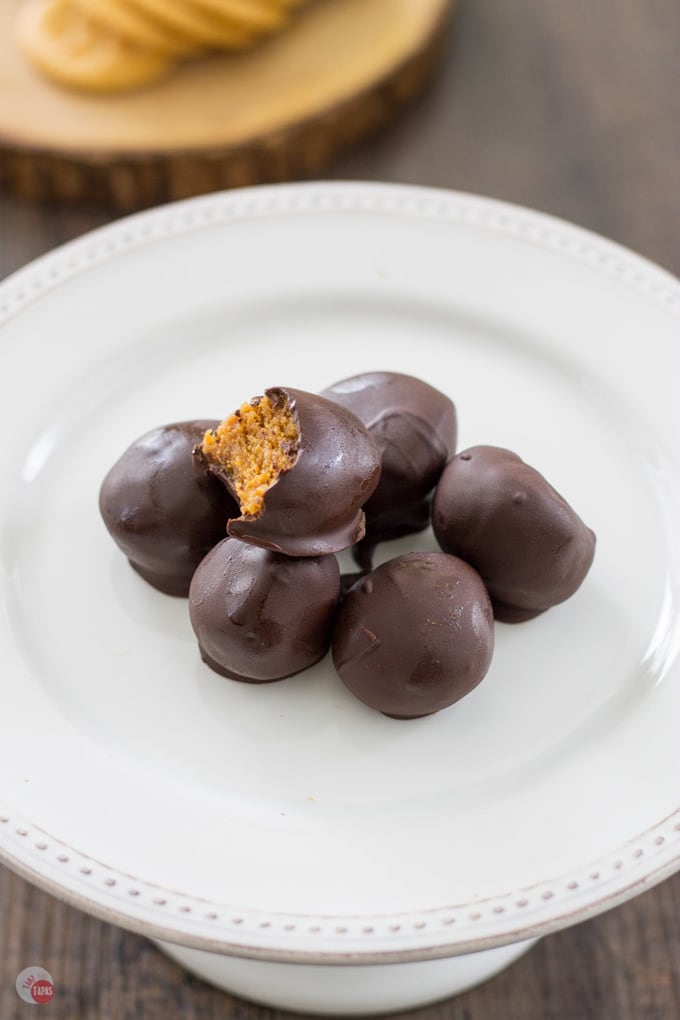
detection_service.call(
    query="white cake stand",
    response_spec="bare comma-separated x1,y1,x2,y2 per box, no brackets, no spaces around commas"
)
0,182,678,1014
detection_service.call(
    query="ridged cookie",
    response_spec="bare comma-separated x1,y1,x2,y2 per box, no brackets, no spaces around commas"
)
16,0,172,92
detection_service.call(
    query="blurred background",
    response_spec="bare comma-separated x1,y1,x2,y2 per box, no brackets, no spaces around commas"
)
1,0,679,1017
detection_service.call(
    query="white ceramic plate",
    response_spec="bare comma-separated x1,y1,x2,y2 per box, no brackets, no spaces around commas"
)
0,182,679,963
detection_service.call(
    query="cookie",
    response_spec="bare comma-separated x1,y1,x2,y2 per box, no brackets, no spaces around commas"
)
16,0,172,92
123,0,254,49
189,0,288,34
73,0,196,57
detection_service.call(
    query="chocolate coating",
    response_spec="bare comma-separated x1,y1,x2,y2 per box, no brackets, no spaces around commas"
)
432,446,596,622
202,387,381,557
332,552,494,719
189,538,341,682
99,421,237,596
321,372,457,545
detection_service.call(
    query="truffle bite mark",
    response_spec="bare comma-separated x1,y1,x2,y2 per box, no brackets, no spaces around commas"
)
198,387,382,557
200,392,299,517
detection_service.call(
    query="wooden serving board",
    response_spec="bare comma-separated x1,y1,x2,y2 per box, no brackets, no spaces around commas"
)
0,0,454,209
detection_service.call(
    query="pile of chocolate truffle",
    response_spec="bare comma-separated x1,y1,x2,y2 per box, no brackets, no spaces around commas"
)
99,372,596,720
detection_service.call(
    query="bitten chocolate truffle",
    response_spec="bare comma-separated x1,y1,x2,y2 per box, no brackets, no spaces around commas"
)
189,538,341,682
432,446,596,622
321,372,457,546
332,552,494,719
99,421,237,596
197,387,381,557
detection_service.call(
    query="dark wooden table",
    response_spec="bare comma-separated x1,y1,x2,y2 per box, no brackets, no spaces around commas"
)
1,1,679,1017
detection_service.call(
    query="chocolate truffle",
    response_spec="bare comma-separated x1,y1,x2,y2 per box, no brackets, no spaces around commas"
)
197,387,381,557
99,421,237,596
189,538,341,682
332,552,494,719
321,372,457,546
432,446,596,622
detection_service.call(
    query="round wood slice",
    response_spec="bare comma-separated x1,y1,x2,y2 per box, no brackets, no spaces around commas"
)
0,0,454,210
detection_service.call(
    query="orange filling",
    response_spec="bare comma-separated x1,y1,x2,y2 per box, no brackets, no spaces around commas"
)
201,394,299,517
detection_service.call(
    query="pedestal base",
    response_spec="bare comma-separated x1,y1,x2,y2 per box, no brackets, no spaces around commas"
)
155,936,539,1015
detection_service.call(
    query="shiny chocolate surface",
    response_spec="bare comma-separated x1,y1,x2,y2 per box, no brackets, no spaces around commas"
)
99,421,236,596
189,537,341,682
332,551,494,718
432,446,596,621
321,372,457,548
